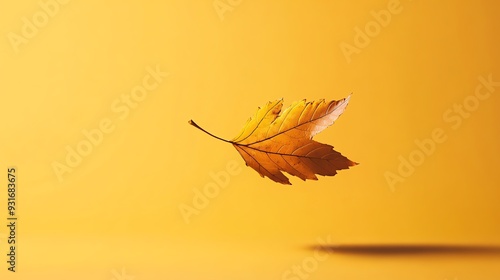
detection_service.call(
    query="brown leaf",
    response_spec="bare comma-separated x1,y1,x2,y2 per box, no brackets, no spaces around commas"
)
189,95,357,185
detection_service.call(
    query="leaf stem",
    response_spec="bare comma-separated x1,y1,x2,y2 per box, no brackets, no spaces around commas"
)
188,120,233,143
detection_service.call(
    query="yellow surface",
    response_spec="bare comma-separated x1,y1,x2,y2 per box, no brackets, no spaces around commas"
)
1,0,499,279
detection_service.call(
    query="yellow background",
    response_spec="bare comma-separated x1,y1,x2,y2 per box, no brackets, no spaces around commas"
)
1,0,499,279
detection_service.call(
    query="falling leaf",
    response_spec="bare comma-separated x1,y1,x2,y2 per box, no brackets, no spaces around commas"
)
189,95,357,185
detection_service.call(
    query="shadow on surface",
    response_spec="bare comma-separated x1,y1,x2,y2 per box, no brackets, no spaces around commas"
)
309,244,500,255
